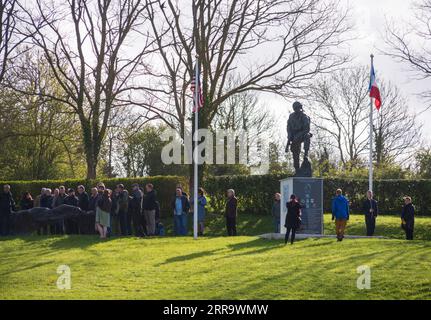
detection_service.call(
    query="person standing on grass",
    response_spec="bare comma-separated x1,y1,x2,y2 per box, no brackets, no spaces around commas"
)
76,185,89,235
225,189,238,236
172,187,190,236
39,188,53,235
191,188,207,236
272,193,281,233
51,188,63,234
285,194,302,245
363,190,378,236
142,183,157,236
96,189,112,239
88,187,99,211
401,196,415,240
64,188,79,206
34,188,46,207
80,187,98,235
77,185,89,212
0,184,16,236
64,188,79,234
331,188,349,242
129,183,144,237
53,186,67,208
110,187,120,236
175,184,189,197
116,184,129,236
20,192,34,210
40,188,53,209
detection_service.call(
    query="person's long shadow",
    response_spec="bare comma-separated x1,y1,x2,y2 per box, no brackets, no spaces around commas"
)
0,260,54,276
156,248,225,266
48,235,120,250
7,235,118,251
157,237,287,266
222,237,306,259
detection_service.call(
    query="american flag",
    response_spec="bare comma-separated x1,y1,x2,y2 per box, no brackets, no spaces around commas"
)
191,63,204,112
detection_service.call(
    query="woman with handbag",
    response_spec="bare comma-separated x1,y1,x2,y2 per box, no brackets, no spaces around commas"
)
285,194,302,245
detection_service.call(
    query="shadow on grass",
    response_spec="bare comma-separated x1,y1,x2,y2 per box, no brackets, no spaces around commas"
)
0,260,54,276
157,237,286,266
225,237,286,255
156,248,225,266
4,235,119,251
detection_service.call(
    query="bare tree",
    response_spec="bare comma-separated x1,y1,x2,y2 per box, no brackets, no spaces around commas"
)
119,0,351,185
17,0,153,178
210,87,276,175
309,66,421,168
309,66,370,167
383,0,431,100
0,0,25,83
212,83,273,138
130,0,351,137
374,81,422,166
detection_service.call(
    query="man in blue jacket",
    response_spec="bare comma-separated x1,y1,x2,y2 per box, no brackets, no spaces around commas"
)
172,188,190,236
332,189,349,241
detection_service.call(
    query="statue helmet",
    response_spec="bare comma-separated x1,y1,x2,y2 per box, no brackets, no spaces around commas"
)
293,101,303,112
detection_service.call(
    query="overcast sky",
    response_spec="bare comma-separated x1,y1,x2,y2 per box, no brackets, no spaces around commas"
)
267,0,431,145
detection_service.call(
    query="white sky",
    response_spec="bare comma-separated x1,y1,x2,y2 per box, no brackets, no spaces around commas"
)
266,0,431,145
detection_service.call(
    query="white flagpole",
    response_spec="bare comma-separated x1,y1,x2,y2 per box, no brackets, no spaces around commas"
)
193,59,199,240
369,54,374,193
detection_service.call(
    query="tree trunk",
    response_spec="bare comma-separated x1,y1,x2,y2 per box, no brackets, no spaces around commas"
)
86,156,98,180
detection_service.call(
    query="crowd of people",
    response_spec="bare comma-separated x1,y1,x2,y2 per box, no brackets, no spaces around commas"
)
0,182,417,241
271,189,417,245
0,183,240,239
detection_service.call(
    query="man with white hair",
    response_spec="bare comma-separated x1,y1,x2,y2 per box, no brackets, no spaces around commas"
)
225,189,238,236
34,188,47,208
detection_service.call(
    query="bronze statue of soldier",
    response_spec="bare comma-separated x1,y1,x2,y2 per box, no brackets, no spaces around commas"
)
285,101,313,177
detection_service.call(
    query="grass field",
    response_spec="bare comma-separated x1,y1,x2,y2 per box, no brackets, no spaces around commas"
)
1,214,430,300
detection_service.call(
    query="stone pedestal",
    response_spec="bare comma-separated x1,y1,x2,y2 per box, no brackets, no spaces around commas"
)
280,177,323,235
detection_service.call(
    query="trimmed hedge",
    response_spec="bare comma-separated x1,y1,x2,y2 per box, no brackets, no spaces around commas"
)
0,176,188,219
3,175,431,218
203,175,431,216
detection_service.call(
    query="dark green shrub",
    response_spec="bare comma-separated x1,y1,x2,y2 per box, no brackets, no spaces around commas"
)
3,175,430,217
204,176,431,216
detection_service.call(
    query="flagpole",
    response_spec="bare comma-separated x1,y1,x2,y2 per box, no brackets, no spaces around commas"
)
193,58,199,240
369,54,374,193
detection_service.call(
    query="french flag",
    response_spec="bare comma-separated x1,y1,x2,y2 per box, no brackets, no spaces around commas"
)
369,62,381,110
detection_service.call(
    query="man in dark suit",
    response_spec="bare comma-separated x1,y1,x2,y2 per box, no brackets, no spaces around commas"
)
401,196,415,240
225,189,238,236
0,184,15,236
363,190,378,236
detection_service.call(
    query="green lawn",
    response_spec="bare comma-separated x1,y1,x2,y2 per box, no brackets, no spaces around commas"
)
1,214,430,300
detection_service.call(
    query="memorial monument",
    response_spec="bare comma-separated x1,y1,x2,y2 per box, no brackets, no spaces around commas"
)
280,101,323,235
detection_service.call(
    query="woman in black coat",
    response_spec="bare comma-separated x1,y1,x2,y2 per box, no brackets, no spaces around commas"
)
285,194,302,245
